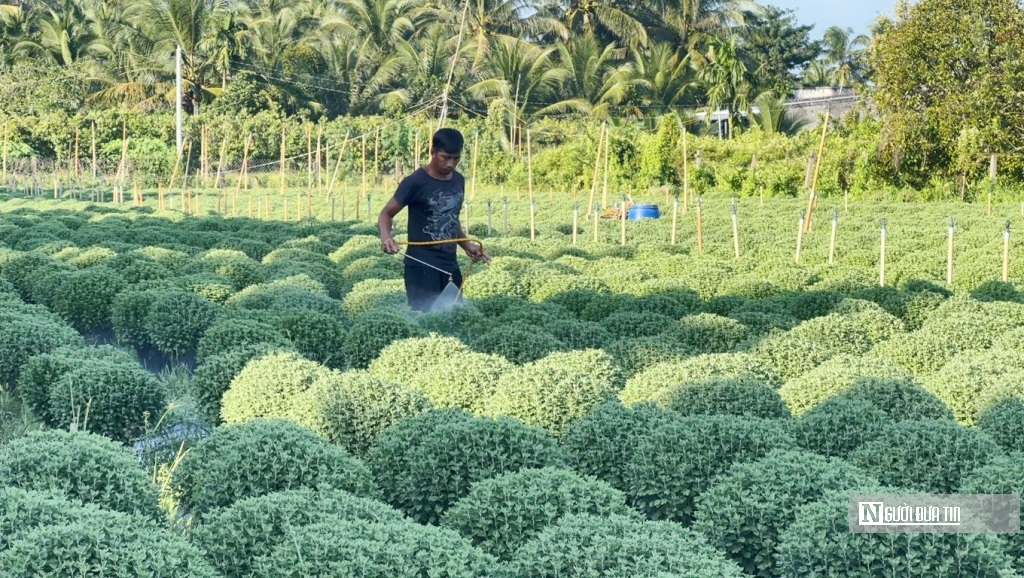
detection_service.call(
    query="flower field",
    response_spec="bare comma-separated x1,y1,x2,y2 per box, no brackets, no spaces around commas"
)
2,185,1024,577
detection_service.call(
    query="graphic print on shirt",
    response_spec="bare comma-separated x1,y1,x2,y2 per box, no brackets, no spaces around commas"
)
424,187,462,241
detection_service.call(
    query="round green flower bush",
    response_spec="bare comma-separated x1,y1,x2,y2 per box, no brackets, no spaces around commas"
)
753,313,882,381
793,398,892,458
287,369,432,457
603,335,692,378
192,342,298,422
483,349,623,436
694,450,878,577
544,319,613,349
250,519,498,578
442,467,638,561
472,322,566,365
194,488,405,578
144,290,221,357
220,350,329,424
870,331,966,375
502,513,745,578
365,412,566,525
110,288,166,349
0,430,160,519
775,487,1016,578
48,265,127,331
832,376,954,421
16,344,136,423
369,334,513,413
341,278,406,316
620,353,782,408
195,316,290,363
341,310,426,369
0,308,82,387
922,349,1024,426
977,397,1024,453
184,249,265,290
271,309,348,369
0,518,222,578
670,313,750,354
849,419,1004,493
960,455,1024,574
624,415,797,523
561,401,679,493
171,418,380,518
661,375,792,418
779,354,916,417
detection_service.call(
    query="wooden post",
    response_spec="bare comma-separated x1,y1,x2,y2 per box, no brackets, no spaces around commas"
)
182,139,193,190
947,217,955,285
601,121,610,208
572,200,578,245
526,128,534,201
373,128,379,183
234,134,251,208
879,219,888,287
316,127,323,195
829,211,838,264
306,124,312,194
158,184,164,210
681,130,689,215
1004,221,1011,283
804,151,816,190
671,193,678,245
795,209,805,263
805,108,830,233
696,197,703,253
280,124,287,195
731,201,740,259
91,122,97,179
620,195,627,246
215,136,227,190
326,136,350,200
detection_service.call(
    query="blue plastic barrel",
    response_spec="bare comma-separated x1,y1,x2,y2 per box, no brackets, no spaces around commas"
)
628,204,661,220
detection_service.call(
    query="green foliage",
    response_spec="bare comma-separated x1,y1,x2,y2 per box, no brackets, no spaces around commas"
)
776,487,1017,577
976,397,1024,453
694,450,878,577
442,467,638,561
483,349,622,436
0,430,160,520
342,310,427,369
779,354,916,416
271,310,348,368
832,376,954,421
502,513,746,578
671,312,750,354
624,415,797,523
48,265,127,331
0,308,82,387
195,316,290,363
960,454,1024,574
250,519,498,578
144,290,221,357
110,289,164,349
849,419,1004,493
922,348,1024,426
191,342,298,422
194,488,404,578
171,418,380,518
472,322,567,364
662,375,792,418
620,353,782,408
220,350,329,424
288,369,432,457
0,517,221,578
365,411,566,525
793,398,892,458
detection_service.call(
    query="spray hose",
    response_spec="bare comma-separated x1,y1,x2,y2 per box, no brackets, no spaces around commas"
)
392,238,487,292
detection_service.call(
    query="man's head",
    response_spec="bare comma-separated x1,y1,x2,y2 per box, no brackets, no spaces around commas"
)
429,128,463,177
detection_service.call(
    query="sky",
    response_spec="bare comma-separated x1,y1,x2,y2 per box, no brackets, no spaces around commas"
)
767,0,897,36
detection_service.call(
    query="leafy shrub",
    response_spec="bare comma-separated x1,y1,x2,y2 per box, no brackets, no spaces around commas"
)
620,353,782,407
544,319,612,349
365,412,566,524
694,450,878,577
960,455,1024,574
16,344,134,422
48,265,127,331
603,335,691,377
220,351,329,424
442,467,638,561
472,322,566,364
502,513,745,578
775,486,1016,577
662,375,791,418
484,349,622,436
597,310,676,340
171,419,379,518
369,334,513,413
793,398,892,458
194,488,404,578
144,290,221,357
753,314,883,381
341,278,406,316
624,415,797,523
191,342,297,422
110,288,165,349
849,419,1004,493
288,369,432,457
976,397,1024,453
271,309,348,368
671,313,750,354
0,517,221,578
250,519,498,578
0,430,160,519
870,331,965,375
561,401,678,493
0,309,82,387
184,249,264,290
779,354,915,416
832,376,954,421
341,310,426,369
922,349,1024,426
195,316,289,363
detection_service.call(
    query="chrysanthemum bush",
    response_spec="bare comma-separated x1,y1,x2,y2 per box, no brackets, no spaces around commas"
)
779,354,916,416
619,352,782,407
922,348,1024,426
792,397,892,458
661,375,791,418
219,350,329,424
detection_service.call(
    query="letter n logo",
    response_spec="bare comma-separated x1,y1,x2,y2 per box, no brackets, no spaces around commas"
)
859,502,884,525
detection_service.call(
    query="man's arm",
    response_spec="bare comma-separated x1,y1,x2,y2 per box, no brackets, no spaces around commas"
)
456,222,491,262
379,197,403,254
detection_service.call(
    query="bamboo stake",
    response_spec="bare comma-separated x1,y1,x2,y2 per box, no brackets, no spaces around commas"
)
306,124,312,194
373,128,379,182
593,203,599,242
879,219,888,287
91,122,97,179
947,217,955,285
805,108,830,233
215,135,228,189
182,139,193,190
620,196,627,246
234,133,251,205
159,184,164,210
731,201,740,259
280,124,287,195
601,121,610,208
359,135,366,220
326,136,351,199
696,197,703,253
829,211,838,264
587,123,604,219
795,209,805,263
316,127,323,195
671,193,678,245
681,129,689,215
74,128,80,179
527,128,534,201
1004,221,1011,283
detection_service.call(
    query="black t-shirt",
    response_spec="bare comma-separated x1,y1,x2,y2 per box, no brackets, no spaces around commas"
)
393,167,465,271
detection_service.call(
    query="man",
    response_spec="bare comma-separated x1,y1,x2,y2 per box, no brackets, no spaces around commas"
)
378,128,491,312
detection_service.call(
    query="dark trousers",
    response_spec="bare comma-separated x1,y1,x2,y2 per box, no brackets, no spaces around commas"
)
404,262,463,312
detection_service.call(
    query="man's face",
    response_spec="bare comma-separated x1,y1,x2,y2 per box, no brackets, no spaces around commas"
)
431,149,461,176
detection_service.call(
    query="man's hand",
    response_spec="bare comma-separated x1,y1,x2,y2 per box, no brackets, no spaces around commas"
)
381,237,400,254
462,242,491,263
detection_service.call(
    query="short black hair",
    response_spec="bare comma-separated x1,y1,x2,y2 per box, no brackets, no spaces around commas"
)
431,128,464,154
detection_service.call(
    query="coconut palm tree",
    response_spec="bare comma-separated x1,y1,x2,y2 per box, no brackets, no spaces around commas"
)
11,0,103,66
533,33,635,119
752,90,808,135
540,0,647,51
632,41,696,113
822,25,869,88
